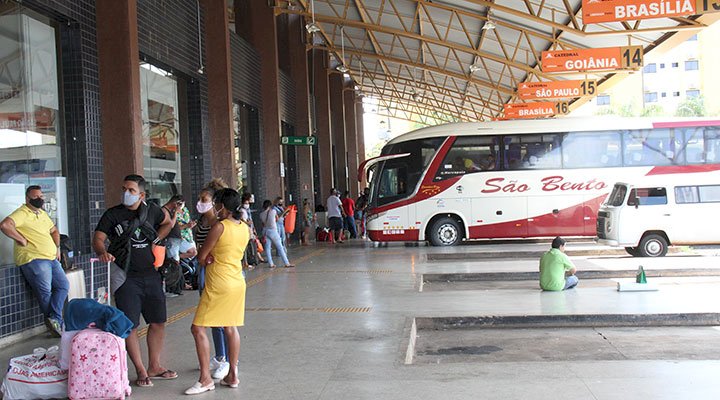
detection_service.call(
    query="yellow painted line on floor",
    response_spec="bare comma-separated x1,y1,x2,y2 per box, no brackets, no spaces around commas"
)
246,306,371,313
138,248,327,338
284,269,393,274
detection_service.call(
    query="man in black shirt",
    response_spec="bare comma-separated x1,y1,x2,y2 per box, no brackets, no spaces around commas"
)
93,174,175,388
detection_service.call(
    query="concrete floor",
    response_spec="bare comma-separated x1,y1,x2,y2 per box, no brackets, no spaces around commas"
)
3,240,720,399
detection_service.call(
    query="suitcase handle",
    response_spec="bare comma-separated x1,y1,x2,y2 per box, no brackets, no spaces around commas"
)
89,258,112,304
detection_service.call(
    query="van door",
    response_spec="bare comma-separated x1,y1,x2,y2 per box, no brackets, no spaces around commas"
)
625,187,672,242
672,185,720,244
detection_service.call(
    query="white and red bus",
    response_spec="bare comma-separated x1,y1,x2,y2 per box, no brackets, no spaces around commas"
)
361,117,720,246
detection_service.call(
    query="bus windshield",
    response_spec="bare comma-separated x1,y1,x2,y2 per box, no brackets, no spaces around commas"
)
370,138,445,207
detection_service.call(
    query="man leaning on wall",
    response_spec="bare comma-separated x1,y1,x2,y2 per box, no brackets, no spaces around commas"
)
0,185,68,337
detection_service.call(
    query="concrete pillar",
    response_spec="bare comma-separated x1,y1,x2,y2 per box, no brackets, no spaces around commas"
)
288,15,314,205
236,0,283,199
329,73,347,192
202,0,235,187
96,0,143,205
312,49,333,202
355,99,367,189
344,90,359,198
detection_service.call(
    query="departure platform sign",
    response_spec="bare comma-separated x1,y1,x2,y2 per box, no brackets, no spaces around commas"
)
582,0,720,24
541,46,643,73
504,102,569,119
517,80,598,100
281,136,317,146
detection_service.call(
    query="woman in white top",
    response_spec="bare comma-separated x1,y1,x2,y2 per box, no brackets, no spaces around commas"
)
259,200,294,268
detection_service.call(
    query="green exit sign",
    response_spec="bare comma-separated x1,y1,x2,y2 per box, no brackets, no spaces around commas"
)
281,136,317,146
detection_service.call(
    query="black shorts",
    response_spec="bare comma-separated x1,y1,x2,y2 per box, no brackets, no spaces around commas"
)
114,273,167,328
329,216,343,232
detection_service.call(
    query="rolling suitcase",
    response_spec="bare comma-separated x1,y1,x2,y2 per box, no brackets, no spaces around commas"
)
67,328,131,400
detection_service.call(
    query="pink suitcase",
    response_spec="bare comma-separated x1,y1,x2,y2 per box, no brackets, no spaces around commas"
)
67,328,131,400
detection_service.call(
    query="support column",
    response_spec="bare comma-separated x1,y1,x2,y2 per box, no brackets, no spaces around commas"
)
237,0,283,199
344,90,359,198
329,73,347,192
289,15,314,205
202,0,235,187
96,0,142,204
312,49,333,203
355,99,366,189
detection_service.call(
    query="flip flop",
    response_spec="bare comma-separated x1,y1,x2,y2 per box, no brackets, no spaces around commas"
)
149,370,178,380
136,377,154,387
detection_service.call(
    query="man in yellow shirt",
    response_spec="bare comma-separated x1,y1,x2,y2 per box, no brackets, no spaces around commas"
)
0,185,67,337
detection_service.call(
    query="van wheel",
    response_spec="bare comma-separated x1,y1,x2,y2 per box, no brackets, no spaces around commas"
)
429,217,462,246
638,234,668,257
625,247,640,257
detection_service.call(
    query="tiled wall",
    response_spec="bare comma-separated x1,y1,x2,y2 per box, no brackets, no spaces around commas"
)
0,0,213,340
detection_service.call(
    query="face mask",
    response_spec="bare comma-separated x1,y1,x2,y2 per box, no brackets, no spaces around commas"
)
29,198,44,209
213,205,225,219
242,203,250,209
122,191,140,207
196,201,213,214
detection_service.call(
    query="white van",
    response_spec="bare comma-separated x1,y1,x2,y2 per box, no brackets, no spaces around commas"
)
596,172,720,257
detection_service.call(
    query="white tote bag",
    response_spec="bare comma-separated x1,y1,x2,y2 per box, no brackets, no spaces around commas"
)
0,346,68,400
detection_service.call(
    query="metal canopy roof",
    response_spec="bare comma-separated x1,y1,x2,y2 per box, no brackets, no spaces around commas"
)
277,0,719,124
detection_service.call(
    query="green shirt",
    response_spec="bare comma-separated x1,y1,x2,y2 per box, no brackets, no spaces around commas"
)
539,248,575,291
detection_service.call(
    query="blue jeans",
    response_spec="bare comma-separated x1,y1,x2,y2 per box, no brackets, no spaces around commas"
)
197,267,227,360
343,216,357,238
564,275,579,290
264,228,290,266
19,259,69,324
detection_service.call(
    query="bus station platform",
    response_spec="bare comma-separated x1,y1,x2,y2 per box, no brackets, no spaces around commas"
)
3,240,720,399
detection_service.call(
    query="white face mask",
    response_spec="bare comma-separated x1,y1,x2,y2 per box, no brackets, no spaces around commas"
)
196,201,213,214
242,203,250,209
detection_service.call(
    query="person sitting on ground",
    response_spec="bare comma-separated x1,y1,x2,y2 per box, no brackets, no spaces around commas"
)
539,236,578,291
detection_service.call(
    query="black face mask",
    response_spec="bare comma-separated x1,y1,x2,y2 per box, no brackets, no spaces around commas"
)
29,198,44,209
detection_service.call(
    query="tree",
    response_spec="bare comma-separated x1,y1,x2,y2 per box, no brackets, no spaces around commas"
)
675,95,706,117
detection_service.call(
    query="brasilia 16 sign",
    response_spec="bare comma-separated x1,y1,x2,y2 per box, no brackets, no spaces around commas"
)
504,102,569,119
582,0,720,24
541,46,643,73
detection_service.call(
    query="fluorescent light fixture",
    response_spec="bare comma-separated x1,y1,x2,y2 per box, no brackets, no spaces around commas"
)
337,65,349,73
305,22,321,33
482,20,496,30
343,73,350,78
469,64,482,73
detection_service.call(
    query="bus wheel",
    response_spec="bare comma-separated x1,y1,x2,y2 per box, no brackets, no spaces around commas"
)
624,247,640,257
429,217,462,246
638,234,668,257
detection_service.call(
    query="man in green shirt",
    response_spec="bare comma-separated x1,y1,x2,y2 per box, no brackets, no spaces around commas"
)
539,237,578,291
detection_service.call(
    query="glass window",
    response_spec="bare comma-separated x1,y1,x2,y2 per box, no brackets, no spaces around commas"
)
660,63,665,69
435,136,498,179
689,34,698,41
672,62,679,68
699,185,720,202
686,90,701,98
597,95,610,105
673,91,680,97
140,63,181,205
629,187,667,206
607,184,628,206
643,63,657,73
675,186,699,204
376,165,408,205
644,92,658,103
504,134,562,170
0,10,68,266
562,131,621,168
623,129,681,166
705,127,720,164
679,127,706,164
685,60,699,70
661,92,667,98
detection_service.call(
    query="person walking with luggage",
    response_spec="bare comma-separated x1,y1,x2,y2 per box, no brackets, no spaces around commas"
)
0,185,68,337
260,200,295,268
185,188,249,394
194,178,231,380
92,174,176,388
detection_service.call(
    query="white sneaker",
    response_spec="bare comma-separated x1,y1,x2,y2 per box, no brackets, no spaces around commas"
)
211,360,230,380
208,356,223,371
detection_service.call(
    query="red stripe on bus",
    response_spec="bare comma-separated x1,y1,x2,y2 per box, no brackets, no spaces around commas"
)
368,230,420,242
646,164,720,176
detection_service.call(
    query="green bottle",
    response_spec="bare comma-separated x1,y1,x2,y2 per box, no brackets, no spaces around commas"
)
636,265,647,284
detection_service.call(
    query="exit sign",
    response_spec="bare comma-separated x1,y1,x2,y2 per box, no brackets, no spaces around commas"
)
281,136,317,146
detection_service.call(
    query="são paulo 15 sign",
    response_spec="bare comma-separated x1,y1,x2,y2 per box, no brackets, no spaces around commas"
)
518,80,597,100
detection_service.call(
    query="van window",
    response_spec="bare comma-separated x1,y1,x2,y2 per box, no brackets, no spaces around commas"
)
629,187,667,205
675,186,699,203
699,185,720,202
607,184,628,206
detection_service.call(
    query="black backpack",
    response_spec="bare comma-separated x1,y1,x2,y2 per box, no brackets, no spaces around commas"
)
59,234,75,270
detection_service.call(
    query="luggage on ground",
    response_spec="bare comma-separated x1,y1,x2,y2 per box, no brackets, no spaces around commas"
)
1,346,67,400
67,328,131,400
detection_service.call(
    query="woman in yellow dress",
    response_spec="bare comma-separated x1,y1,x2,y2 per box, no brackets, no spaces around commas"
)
185,188,250,395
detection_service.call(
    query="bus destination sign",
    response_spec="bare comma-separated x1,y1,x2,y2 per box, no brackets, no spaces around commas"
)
541,46,643,73
281,136,317,146
582,0,720,24
517,80,597,100
504,102,569,119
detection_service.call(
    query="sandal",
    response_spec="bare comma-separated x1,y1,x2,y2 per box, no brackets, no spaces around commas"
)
219,378,239,388
284,264,296,268
136,377,154,387
149,369,178,380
